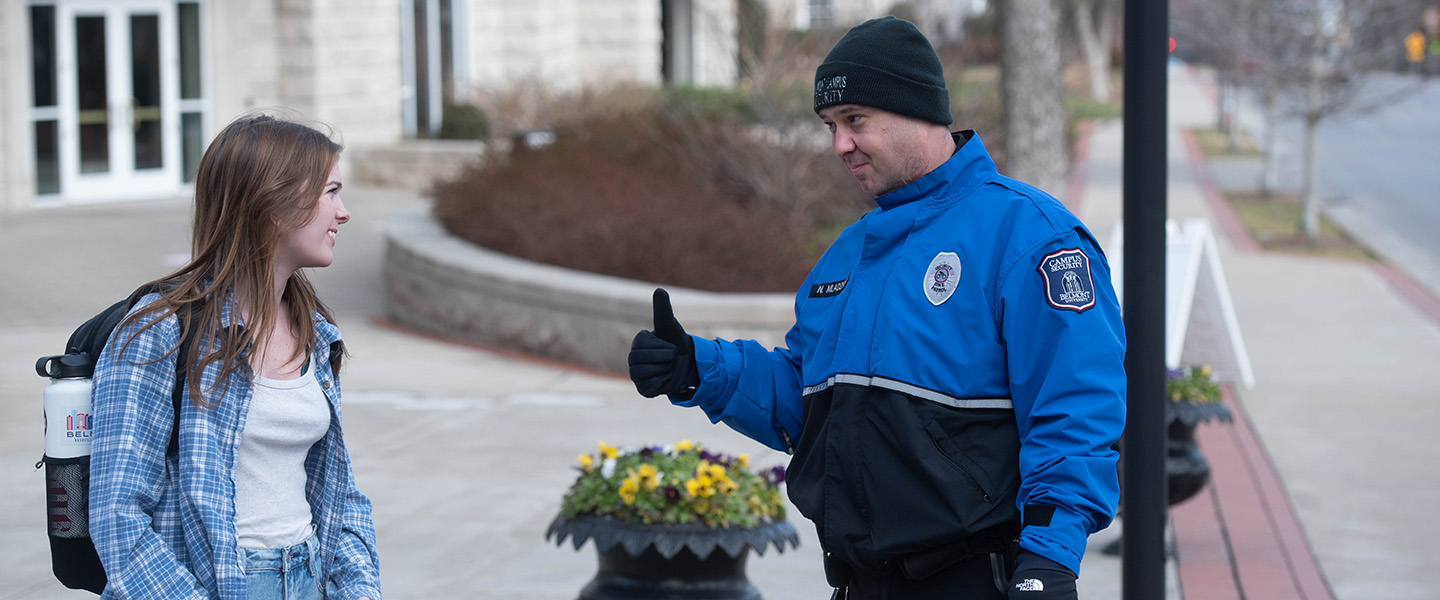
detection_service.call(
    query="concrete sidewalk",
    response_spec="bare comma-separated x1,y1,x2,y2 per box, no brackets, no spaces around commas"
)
1070,64,1440,600
3,63,1438,599
0,189,829,599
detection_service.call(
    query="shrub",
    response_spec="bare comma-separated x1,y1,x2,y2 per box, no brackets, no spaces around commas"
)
438,102,491,140
433,99,868,293
657,85,759,122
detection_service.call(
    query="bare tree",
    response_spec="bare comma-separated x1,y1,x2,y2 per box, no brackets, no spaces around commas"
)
1068,0,1120,100
1277,0,1418,244
1173,0,1258,149
1177,0,1419,244
1001,0,1068,195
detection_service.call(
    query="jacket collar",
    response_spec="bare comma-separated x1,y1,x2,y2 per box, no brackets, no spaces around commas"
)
873,130,996,211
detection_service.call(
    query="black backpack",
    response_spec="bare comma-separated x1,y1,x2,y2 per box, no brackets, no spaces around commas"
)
35,283,201,594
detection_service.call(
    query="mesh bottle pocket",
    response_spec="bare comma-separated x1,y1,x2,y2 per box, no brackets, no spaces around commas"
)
45,455,91,539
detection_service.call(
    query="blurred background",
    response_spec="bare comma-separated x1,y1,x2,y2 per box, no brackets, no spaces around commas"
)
2,1,1438,599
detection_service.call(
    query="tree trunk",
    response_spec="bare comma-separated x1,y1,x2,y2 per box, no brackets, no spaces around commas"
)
1300,112,1321,246
1214,71,1228,132
1001,0,1068,196
1226,83,1241,152
1299,6,1325,247
1261,87,1280,198
1073,0,1111,100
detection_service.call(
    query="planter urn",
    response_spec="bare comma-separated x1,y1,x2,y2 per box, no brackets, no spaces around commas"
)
1165,401,1234,506
546,515,800,600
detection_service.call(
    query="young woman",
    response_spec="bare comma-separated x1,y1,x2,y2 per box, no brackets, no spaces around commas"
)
90,115,381,600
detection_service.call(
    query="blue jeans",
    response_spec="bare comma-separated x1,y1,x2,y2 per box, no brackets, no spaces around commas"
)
241,534,322,600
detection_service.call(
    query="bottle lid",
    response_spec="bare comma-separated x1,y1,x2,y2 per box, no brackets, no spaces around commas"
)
36,353,96,379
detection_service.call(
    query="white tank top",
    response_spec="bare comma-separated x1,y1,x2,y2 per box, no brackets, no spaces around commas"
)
234,372,331,549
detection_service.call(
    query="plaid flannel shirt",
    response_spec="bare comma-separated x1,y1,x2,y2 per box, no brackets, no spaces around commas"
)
90,293,382,599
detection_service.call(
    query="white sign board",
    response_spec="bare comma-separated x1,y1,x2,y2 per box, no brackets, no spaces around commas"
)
1107,219,1255,389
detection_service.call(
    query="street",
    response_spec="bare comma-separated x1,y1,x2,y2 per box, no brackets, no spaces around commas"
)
1235,72,1440,292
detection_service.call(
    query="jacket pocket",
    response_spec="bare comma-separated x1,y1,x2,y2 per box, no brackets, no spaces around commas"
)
856,393,1020,561
923,419,997,502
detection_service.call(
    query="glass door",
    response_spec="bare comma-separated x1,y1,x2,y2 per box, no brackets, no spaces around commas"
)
57,0,179,201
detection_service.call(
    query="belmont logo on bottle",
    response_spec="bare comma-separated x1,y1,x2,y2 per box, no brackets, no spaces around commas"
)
66,410,92,440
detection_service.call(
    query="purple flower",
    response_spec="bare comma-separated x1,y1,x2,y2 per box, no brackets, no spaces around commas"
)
1165,368,1184,380
662,486,682,504
639,447,655,459
768,465,787,486
699,450,726,464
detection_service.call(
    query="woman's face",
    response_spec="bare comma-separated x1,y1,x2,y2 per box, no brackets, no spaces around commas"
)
276,163,349,273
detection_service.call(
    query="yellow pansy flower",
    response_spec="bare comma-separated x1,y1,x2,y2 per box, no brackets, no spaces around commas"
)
674,439,694,452
618,477,639,505
686,475,716,498
706,463,726,480
598,441,618,460
637,464,661,491
737,454,749,469
577,454,593,472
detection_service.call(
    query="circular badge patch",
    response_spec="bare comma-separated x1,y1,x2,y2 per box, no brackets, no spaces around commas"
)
924,252,961,306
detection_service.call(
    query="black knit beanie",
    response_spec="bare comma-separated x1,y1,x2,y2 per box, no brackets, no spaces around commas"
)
813,16,952,126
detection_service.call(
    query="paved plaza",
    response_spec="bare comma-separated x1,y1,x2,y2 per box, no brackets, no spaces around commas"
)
3,66,1438,599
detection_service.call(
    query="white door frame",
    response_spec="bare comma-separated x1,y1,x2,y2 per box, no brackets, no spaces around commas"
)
55,0,181,203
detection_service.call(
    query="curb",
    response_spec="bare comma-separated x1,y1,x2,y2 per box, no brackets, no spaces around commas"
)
1177,128,1262,254
381,209,794,373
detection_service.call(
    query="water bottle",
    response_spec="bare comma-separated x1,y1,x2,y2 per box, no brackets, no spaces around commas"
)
37,354,97,459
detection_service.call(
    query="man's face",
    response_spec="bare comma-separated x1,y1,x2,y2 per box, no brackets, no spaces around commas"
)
819,104,935,197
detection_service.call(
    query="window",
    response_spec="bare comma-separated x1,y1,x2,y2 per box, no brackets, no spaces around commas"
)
403,0,463,138
178,1,203,182
31,4,60,194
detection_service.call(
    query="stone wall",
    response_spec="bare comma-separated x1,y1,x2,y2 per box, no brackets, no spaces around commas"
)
209,0,283,119
211,0,402,147
384,210,794,373
461,0,741,96
0,4,33,212
348,139,486,192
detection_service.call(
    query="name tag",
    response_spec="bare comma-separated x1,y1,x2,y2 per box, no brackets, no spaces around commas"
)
809,276,850,298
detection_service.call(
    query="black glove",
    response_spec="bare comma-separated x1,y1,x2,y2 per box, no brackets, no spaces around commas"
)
628,288,699,399
1007,551,1077,599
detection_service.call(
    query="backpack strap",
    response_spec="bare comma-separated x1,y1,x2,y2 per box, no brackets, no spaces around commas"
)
168,301,204,455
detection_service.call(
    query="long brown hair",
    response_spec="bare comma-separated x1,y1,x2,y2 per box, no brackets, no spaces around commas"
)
117,114,344,406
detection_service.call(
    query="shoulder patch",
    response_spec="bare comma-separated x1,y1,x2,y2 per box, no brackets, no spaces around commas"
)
924,252,961,306
1037,248,1096,312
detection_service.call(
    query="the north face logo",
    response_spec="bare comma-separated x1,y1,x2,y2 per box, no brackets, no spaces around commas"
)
1015,578,1045,592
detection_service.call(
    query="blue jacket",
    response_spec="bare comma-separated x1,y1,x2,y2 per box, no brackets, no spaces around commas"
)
90,293,382,599
674,132,1125,576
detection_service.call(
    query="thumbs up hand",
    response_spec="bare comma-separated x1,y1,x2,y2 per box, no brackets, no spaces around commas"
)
628,288,700,399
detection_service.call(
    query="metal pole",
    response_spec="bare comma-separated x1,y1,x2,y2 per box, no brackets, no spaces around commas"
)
1122,0,1168,598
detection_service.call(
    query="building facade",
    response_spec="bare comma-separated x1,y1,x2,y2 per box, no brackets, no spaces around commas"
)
1,0,737,211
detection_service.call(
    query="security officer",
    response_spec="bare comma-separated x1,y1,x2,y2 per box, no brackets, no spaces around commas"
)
629,16,1125,600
